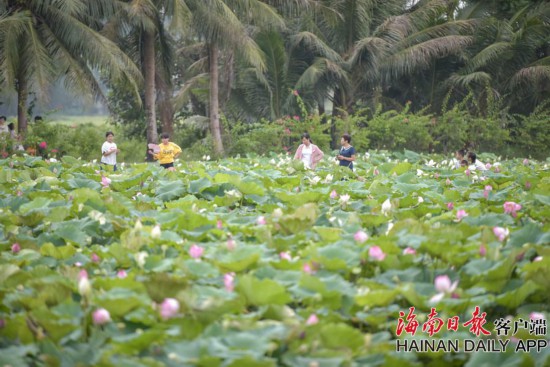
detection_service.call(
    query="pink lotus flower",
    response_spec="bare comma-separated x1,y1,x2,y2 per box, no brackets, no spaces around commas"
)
530,312,545,321
293,115,300,121
434,173,440,179
75,262,82,267
302,263,314,274
369,246,386,261
494,166,501,173
456,209,468,220
159,298,180,320
446,202,454,211
479,244,487,256
434,275,458,294
280,251,292,261
354,230,368,244
484,185,492,192
117,270,127,278
92,308,111,325
465,169,471,177
533,256,543,262
189,244,204,259
226,238,236,251
39,141,47,149
373,169,380,176
91,253,100,263
503,201,522,217
216,220,223,229
78,269,88,280
11,243,21,254
101,176,111,187
446,178,452,186
523,159,529,166
257,216,266,225
485,163,492,169
493,227,509,242
403,247,416,255
306,314,319,325
224,273,235,292
329,190,338,199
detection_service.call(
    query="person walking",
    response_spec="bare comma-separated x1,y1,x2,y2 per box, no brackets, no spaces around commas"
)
148,133,181,171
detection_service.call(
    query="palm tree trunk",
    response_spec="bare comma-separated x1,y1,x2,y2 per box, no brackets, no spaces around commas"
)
209,43,224,157
17,74,28,135
157,77,174,136
143,29,158,161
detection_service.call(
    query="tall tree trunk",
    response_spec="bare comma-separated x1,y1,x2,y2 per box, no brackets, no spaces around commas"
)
157,77,174,136
209,43,224,157
143,30,158,161
17,75,28,135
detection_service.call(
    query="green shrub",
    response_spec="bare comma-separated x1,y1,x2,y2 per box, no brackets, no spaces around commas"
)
509,102,550,159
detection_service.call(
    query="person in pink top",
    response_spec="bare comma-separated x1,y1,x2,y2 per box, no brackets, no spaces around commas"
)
294,132,324,169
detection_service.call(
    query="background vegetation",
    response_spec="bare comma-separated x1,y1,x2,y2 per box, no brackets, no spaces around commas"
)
0,0,549,160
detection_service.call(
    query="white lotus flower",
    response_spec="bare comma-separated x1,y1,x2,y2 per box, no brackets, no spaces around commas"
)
416,169,424,176
381,199,391,216
417,196,424,204
134,220,143,230
272,208,283,218
323,174,334,184
385,222,394,236
225,189,242,198
135,252,149,268
339,194,350,204
151,224,161,239
309,176,321,184
78,270,91,297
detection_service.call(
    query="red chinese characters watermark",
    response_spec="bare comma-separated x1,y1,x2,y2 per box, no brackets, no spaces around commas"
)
396,307,420,336
463,306,491,336
422,308,444,337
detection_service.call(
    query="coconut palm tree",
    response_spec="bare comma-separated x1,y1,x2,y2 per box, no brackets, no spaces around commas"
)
0,0,142,134
102,0,189,157
348,0,477,113
173,0,284,157
445,1,550,115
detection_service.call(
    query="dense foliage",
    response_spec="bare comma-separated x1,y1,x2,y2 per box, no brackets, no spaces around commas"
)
0,152,548,366
1,0,549,154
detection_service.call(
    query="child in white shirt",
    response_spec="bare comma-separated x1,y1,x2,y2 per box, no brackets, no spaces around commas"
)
101,131,119,171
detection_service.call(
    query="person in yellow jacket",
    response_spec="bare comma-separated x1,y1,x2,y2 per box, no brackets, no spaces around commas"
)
148,133,182,171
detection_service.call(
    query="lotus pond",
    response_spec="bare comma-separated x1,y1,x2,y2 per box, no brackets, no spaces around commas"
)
0,151,549,367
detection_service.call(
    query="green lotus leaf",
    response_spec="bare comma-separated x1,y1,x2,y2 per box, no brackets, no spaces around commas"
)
319,323,364,351
237,275,291,306
40,243,77,259
214,247,261,273
154,180,186,201
507,223,550,248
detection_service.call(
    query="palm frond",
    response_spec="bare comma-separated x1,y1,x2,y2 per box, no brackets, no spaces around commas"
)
172,72,209,110
445,71,492,89
290,32,343,62
510,66,550,88
385,35,473,78
461,41,512,74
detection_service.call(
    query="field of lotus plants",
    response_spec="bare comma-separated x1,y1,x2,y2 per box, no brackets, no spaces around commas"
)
0,151,549,367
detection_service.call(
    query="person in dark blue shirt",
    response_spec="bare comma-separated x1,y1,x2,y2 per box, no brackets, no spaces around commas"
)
337,133,356,170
